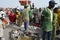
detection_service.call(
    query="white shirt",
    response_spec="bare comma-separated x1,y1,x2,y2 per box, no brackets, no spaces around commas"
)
0,11,5,37
0,11,6,18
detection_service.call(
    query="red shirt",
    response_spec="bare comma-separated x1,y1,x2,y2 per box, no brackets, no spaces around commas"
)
9,12,16,22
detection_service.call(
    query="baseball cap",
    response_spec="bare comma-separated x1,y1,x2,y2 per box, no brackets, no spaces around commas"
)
49,0,57,4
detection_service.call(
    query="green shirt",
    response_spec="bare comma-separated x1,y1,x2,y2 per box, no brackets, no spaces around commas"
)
29,9,34,18
41,8,53,32
22,8,29,22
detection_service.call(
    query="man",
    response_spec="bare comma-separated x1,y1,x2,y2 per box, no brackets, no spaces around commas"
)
57,8,60,26
16,9,21,26
38,8,42,25
0,10,6,40
38,8,42,20
29,7,34,25
52,7,58,40
41,0,57,40
22,5,29,31
8,11,16,24
56,8,60,35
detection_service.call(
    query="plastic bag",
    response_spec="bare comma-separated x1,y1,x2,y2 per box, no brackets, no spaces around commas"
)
3,19,8,24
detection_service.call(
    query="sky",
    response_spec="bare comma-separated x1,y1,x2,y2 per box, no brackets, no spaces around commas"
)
0,0,60,9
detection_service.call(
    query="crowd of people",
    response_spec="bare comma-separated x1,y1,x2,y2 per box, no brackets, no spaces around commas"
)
0,0,60,40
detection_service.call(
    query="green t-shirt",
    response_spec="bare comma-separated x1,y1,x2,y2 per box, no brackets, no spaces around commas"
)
29,9,34,18
41,8,53,32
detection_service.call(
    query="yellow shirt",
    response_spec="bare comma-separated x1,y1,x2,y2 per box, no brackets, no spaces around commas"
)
16,10,20,18
57,13,60,24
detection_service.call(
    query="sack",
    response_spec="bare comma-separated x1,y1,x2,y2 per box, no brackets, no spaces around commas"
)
3,19,8,24
20,36,31,40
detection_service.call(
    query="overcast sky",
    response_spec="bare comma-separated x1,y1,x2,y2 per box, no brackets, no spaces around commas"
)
0,0,60,8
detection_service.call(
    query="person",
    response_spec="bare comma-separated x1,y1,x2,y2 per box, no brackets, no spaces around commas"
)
41,0,57,40
52,7,58,40
38,8,42,20
0,10,5,40
0,10,6,28
56,8,60,35
22,5,29,32
57,8,60,26
33,13,39,27
29,7,34,25
38,8,42,27
8,11,16,24
16,9,21,26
